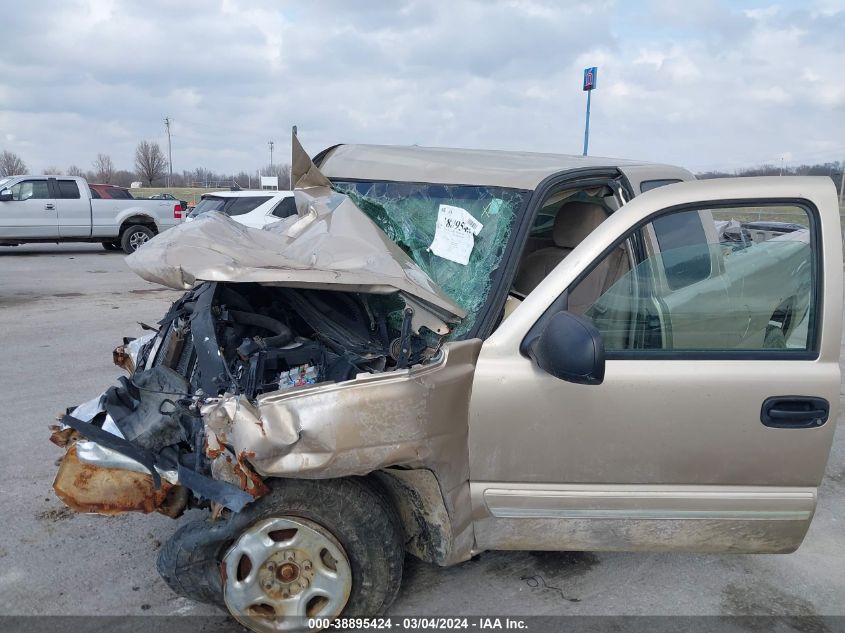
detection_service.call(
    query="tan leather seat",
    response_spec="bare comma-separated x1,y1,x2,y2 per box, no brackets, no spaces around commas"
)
513,201,608,297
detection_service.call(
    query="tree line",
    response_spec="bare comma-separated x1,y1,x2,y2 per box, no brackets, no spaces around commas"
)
698,161,844,185
0,142,291,190
1,144,841,195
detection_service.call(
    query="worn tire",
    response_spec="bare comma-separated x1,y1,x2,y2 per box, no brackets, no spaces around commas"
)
157,477,404,618
120,224,154,254
101,241,120,251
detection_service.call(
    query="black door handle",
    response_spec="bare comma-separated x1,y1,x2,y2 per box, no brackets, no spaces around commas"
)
761,396,829,429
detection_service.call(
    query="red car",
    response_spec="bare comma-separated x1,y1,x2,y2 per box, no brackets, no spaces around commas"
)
88,183,134,200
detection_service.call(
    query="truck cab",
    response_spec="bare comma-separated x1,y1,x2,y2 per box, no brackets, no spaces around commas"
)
0,175,182,252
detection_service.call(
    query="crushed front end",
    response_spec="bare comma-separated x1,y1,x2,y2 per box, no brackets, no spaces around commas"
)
52,276,458,519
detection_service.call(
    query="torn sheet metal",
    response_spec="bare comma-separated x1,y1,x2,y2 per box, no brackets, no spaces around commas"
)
292,131,333,191
125,194,465,326
200,339,482,565
55,363,261,513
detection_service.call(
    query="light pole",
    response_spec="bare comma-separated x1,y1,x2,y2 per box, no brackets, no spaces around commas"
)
164,117,172,187
582,67,597,156
839,163,845,207
268,140,274,168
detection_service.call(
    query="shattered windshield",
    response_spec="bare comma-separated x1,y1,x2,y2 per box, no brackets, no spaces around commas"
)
333,180,527,338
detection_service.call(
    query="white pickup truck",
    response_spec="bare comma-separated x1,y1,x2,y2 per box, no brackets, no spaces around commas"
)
0,175,182,253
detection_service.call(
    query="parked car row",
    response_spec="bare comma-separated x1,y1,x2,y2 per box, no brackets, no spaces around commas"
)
0,175,295,253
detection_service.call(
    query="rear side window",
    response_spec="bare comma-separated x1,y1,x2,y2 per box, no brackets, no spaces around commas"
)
57,180,80,199
225,196,272,216
189,196,226,217
270,196,297,218
640,179,682,193
108,188,133,200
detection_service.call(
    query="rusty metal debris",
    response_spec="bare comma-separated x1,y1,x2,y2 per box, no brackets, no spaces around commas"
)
112,345,134,373
53,445,174,515
49,424,79,448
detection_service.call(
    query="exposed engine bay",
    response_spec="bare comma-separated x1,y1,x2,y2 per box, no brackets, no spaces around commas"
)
51,281,447,517
150,281,440,400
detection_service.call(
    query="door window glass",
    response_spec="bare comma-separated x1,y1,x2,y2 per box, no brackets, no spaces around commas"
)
568,204,816,355
57,180,81,199
270,196,297,218
10,180,50,201
225,196,272,216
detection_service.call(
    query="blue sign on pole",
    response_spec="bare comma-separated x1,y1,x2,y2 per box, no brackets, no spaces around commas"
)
582,67,597,156
583,66,597,91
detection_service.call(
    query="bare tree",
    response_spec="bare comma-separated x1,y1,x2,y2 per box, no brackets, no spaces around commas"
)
93,153,115,183
0,150,27,176
134,140,167,186
192,167,212,187
43,166,63,175
67,165,85,177
112,170,135,188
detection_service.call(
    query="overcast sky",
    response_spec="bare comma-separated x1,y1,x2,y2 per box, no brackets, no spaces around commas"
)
2,0,844,176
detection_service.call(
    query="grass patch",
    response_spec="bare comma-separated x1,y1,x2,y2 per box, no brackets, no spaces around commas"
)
130,187,223,205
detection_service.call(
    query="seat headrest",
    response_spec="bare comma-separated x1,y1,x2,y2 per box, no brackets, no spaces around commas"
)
553,201,608,248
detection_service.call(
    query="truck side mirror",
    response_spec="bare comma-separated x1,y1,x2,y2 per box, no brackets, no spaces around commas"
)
0,190,13,201
526,311,605,385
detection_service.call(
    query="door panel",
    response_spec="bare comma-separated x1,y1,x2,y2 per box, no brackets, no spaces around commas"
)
468,177,842,553
56,179,91,237
0,179,57,238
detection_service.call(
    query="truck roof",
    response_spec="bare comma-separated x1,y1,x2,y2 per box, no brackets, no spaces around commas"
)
315,143,693,190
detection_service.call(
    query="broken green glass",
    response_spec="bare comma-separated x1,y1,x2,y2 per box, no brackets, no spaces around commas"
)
333,181,528,339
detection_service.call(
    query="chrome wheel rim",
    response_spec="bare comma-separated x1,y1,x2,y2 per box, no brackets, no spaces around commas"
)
222,516,352,632
128,231,150,250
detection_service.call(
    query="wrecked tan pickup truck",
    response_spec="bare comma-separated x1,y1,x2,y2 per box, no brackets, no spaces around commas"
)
51,135,842,631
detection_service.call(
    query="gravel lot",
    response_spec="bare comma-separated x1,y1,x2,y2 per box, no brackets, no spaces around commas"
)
1,243,843,621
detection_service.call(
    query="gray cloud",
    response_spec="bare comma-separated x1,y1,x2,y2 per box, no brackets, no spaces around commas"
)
1,0,843,175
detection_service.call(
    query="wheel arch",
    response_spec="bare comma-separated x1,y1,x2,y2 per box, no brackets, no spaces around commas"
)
118,212,159,235
371,468,456,566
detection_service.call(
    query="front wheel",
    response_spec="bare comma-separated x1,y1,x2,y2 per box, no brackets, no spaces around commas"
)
120,225,154,253
158,478,404,632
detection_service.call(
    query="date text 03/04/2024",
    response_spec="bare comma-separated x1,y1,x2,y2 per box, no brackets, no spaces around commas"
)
307,618,529,630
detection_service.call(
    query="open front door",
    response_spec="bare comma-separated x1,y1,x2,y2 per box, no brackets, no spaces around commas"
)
469,177,841,553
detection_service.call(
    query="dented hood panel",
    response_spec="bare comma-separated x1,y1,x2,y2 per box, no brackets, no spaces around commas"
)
126,134,465,322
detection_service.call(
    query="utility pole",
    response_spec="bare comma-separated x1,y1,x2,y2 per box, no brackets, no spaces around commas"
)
164,117,173,188
839,160,845,207
268,140,274,168
291,126,297,189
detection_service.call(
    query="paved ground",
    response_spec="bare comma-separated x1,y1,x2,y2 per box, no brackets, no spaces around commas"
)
1,243,843,620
